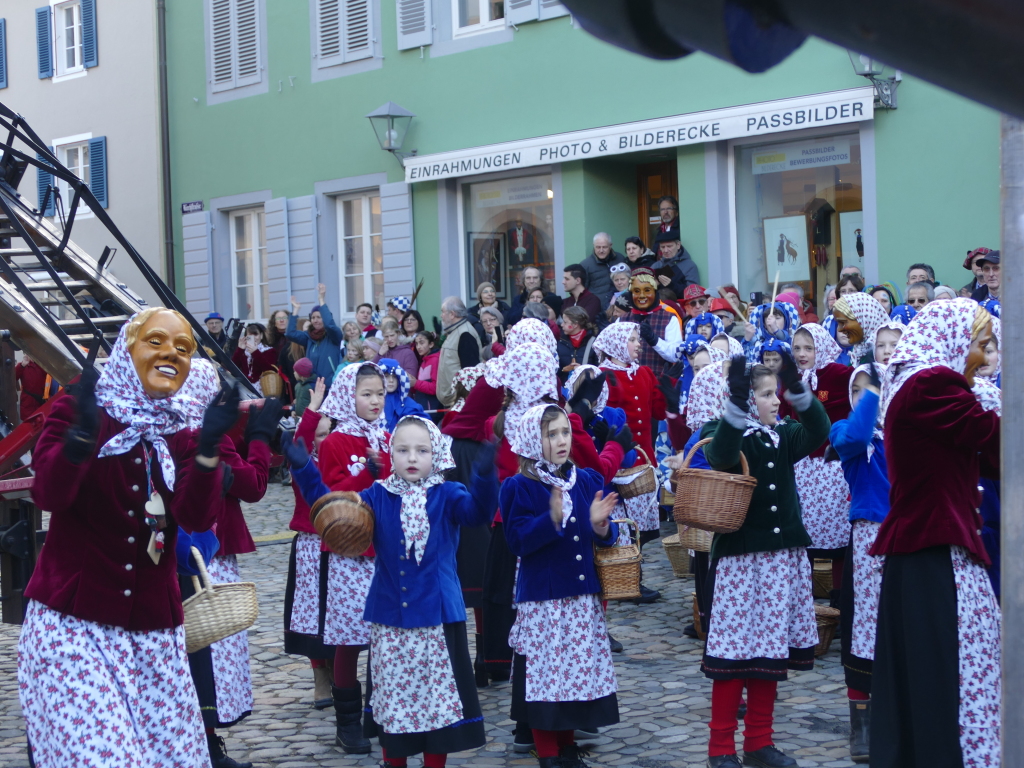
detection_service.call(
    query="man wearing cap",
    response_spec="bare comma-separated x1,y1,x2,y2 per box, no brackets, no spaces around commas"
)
680,284,711,319
710,298,745,338
580,232,626,307
971,250,1001,303
204,312,228,349
651,231,700,299
386,296,411,322
960,248,991,297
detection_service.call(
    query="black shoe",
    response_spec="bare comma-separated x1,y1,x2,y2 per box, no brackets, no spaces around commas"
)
742,745,797,767
608,633,623,653
558,743,592,767
849,699,870,763
207,733,253,768
332,684,371,754
537,758,561,768
634,585,661,604
683,623,699,639
513,726,535,753
707,755,742,768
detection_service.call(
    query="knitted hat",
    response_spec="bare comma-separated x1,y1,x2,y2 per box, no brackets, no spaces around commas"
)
293,357,314,378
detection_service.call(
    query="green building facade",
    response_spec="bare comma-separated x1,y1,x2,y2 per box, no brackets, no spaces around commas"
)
167,0,1000,323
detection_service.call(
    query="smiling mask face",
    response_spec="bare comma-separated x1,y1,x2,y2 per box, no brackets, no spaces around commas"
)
129,309,196,399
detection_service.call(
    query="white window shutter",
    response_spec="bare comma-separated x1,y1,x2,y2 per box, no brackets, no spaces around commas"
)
538,0,568,20
506,0,539,25
379,182,415,301
264,198,291,314
182,211,215,316
210,0,261,91
234,0,262,86
342,0,372,61
315,0,343,67
210,0,234,91
396,0,431,50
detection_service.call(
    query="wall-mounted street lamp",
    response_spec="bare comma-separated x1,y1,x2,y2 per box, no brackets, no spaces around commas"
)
848,52,900,109
366,102,417,165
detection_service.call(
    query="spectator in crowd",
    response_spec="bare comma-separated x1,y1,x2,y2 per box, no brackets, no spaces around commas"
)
960,247,991,297
401,310,426,339
204,312,228,348
386,296,411,322
624,236,657,270
375,317,419,382
905,263,935,288
436,296,483,407
607,291,632,322
934,285,959,301
556,306,598,381
870,285,897,314
840,265,864,282
657,196,680,235
710,298,743,338
823,284,837,313
469,281,511,321
291,358,315,416
333,339,364,381
681,284,711,318
906,281,934,310
480,306,505,361
581,232,626,307
287,284,344,387
232,322,279,393
715,284,749,323
779,283,819,324
411,331,442,413
362,337,382,361
652,230,700,297
15,354,58,422
838,273,865,297
266,309,297,401
562,263,603,323
506,266,562,326
609,263,632,298
972,249,1001,303
355,303,379,338
342,321,361,349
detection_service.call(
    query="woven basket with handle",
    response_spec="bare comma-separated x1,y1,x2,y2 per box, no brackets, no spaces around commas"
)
678,524,713,553
259,367,284,398
812,559,834,599
661,533,691,578
595,519,642,600
814,604,840,657
672,438,757,533
612,447,657,499
182,547,259,654
310,491,375,557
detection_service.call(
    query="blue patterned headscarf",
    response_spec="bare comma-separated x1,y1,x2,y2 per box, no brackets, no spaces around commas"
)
378,358,411,403
889,304,918,325
745,302,800,365
757,336,791,364
684,312,725,339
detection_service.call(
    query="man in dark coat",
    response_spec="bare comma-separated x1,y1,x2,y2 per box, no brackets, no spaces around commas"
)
505,266,562,326
651,231,700,299
580,232,626,307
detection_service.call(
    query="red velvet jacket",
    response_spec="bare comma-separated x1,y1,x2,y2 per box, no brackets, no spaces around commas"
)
872,368,1000,563
288,407,322,534
779,362,851,458
213,436,271,556
26,395,223,631
232,346,278,384
603,364,667,462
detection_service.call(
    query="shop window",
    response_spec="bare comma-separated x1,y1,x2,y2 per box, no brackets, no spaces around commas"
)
337,193,384,316
453,0,504,36
463,173,555,303
231,208,268,320
734,133,862,313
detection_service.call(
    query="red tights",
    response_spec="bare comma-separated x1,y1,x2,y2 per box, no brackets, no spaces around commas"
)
532,729,575,758
333,645,363,688
382,748,446,767
708,678,778,756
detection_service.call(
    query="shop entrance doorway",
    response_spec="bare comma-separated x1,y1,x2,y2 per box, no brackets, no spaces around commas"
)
637,161,678,249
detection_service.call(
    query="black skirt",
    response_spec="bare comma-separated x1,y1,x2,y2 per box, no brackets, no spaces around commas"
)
282,534,335,659
480,521,517,673
871,546,963,768
510,653,620,731
840,532,871,693
364,622,486,758
449,438,494,610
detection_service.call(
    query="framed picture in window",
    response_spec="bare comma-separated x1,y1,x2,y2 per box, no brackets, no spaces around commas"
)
838,211,865,276
761,215,810,284
468,232,506,298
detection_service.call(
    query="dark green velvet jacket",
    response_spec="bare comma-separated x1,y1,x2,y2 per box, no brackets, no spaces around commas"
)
699,396,830,559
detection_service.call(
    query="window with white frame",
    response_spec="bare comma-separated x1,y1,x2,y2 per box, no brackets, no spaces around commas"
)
337,194,383,316
453,0,504,35
210,0,263,92
231,208,268,320
54,1,83,77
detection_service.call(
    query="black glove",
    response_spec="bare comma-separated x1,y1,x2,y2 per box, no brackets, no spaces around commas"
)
281,431,311,469
727,355,751,411
866,353,882,390
610,424,635,453
636,319,658,346
571,400,596,429
198,381,241,460
658,374,680,415
366,453,381,479
568,370,606,409
778,351,805,395
592,419,611,448
473,439,498,476
245,398,283,444
221,463,235,496
63,363,100,464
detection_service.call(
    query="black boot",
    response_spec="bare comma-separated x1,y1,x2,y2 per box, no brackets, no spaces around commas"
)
537,758,561,768
474,633,489,688
558,743,592,768
206,732,253,768
332,684,371,754
849,699,870,763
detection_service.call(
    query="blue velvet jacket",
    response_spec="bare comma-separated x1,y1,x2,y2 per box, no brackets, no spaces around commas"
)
292,458,496,629
501,467,619,604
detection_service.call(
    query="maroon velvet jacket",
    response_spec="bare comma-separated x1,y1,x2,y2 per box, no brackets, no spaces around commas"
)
779,362,851,458
27,395,222,631
214,436,271,557
871,368,1000,563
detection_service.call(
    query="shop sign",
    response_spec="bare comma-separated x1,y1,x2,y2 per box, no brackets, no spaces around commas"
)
473,178,550,208
751,138,852,175
405,87,874,183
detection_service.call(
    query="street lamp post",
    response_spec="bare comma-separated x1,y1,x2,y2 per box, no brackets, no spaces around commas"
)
848,51,900,109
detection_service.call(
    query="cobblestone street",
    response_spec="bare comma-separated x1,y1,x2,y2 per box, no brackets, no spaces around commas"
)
0,485,857,768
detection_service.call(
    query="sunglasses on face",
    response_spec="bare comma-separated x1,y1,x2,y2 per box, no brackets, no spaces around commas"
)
687,298,708,309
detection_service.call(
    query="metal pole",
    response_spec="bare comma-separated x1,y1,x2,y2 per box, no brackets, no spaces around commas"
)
156,0,175,292
1001,114,1024,765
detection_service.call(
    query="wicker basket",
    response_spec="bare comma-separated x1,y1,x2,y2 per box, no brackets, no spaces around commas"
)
613,448,657,499
672,438,757,533
182,547,259,654
812,559,833,599
259,367,283,398
814,604,840,657
691,592,706,641
595,519,643,600
678,524,713,553
310,491,375,557
662,533,691,578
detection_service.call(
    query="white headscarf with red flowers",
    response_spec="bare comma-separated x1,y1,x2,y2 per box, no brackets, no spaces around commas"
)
594,321,640,378
319,361,389,452
795,323,843,391
485,342,558,446
565,364,609,414
380,415,455,565
505,318,557,357
511,403,577,528
686,361,728,432
834,292,891,364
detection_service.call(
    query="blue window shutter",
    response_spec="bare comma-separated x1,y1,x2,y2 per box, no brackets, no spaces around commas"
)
81,0,98,68
37,150,54,216
88,136,107,208
35,7,52,79
0,19,8,89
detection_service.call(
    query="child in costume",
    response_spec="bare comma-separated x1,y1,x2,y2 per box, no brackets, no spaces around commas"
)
379,357,426,431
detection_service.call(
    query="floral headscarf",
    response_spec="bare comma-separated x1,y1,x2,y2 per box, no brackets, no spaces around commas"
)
889,304,918,325
677,336,721,413
565,364,609,414
176,358,223,430
834,292,890,364
745,302,800,365
869,320,906,358
380,415,455,565
973,378,1002,416
685,361,728,432
450,365,485,413
594,321,639,378
712,333,745,359
880,298,991,423
319,361,389,452
505,318,557,358
94,316,214,490
378,358,411,404
510,404,577,528
794,323,843,391
744,384,780,448
684,312,725,339
485,342,558,446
